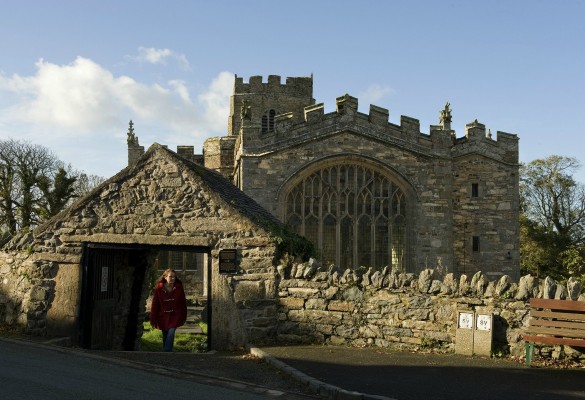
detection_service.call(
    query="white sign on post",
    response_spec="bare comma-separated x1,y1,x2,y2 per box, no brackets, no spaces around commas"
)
455,311,474,355
458,312,473,329
476,314,491,331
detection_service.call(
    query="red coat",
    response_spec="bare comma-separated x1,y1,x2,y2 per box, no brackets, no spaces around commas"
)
150,281,187,331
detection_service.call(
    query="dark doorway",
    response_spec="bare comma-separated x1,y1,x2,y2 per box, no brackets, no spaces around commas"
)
122,250,149,350
79,243,211,351
80,246,117,349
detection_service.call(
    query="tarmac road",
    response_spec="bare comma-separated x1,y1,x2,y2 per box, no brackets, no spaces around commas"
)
0,338,317,400
259,345,585,400
3,335,585,400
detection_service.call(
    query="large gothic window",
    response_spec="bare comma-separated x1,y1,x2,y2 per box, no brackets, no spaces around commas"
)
284,162,406,270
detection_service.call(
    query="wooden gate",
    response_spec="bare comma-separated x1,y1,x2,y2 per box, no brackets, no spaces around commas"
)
81,247,116,349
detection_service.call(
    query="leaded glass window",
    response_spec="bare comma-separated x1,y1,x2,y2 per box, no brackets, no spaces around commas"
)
284,163,406,270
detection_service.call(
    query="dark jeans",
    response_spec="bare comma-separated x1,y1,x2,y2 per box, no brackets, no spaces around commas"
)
162,327,177,352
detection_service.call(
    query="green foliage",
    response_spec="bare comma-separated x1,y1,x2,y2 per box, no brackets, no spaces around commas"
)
255,216,315,262
520,155,585,280
38,167,77,219
491,342,510,358
560,245,585,281
18,271,32,283
419,336,440,349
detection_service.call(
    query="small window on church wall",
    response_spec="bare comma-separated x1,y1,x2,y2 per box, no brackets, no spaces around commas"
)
472,236,480,252
471,183,479,198
261,109,276,133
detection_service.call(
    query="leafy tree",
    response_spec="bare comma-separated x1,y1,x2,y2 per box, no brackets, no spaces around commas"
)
520,155,585,279
560,245,585,281
38,167,78,219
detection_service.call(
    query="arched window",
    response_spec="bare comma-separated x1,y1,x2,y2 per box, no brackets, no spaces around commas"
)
261,109,276,133
283,162,407,270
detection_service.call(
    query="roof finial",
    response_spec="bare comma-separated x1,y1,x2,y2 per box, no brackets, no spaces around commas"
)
440,102,452,129
127,120,139,146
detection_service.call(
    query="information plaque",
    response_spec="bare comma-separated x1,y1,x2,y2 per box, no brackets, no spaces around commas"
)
218,249,238,274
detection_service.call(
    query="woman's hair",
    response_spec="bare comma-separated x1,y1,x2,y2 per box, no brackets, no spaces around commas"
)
156,268,182,284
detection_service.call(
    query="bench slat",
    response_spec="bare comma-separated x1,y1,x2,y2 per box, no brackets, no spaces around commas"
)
524,325,585,339
523,334,585,347
530,319,585,330
530,310,585,321
530,298,585,312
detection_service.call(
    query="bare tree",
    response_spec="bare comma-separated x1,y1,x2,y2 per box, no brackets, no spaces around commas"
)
0,139,102,235
72,171,106,198
0,140,18,233
14,141,59,230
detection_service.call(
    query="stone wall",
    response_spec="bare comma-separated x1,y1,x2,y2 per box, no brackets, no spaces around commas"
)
0,250,61,336
3,242,585,362
270,260,585,361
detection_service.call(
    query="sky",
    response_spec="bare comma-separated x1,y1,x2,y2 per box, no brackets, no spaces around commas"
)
1,1,584,182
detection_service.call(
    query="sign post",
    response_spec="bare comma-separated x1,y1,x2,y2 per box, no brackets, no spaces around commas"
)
455,311,474,355
473,313,493,356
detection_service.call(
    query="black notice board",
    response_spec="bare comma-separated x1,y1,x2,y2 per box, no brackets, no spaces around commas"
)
219,249,237,273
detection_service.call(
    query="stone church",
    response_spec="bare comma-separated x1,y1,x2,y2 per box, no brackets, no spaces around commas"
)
130,75,520,280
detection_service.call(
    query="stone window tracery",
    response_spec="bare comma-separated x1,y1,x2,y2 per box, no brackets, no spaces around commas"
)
284,162,406,270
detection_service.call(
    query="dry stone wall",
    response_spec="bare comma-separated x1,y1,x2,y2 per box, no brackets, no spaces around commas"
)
272,260,585,361
0,250,56,336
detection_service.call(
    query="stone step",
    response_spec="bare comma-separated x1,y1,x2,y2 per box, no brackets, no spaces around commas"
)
177,325,204,334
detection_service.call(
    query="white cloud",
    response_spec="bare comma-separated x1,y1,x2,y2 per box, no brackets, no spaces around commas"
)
358,84,395,106
132,47,191,70
0,56,233,177
138,47,172,64
198,71,234,132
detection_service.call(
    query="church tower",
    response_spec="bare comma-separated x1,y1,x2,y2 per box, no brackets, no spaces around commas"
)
227,74,315,137
204,74,315,180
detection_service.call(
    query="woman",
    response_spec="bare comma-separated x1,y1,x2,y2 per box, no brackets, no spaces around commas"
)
150,268,187,352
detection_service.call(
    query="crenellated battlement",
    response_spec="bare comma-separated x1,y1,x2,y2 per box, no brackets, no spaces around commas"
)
256,93,519,163
234,74,313,97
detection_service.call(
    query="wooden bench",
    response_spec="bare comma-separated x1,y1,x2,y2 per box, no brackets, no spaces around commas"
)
523,298,585,366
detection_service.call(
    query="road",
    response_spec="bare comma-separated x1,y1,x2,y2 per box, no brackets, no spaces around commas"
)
262,345,585,400
0,339,285,400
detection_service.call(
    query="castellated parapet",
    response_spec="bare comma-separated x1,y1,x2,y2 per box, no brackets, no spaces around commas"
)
235,92,518,165
234,75,314,97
